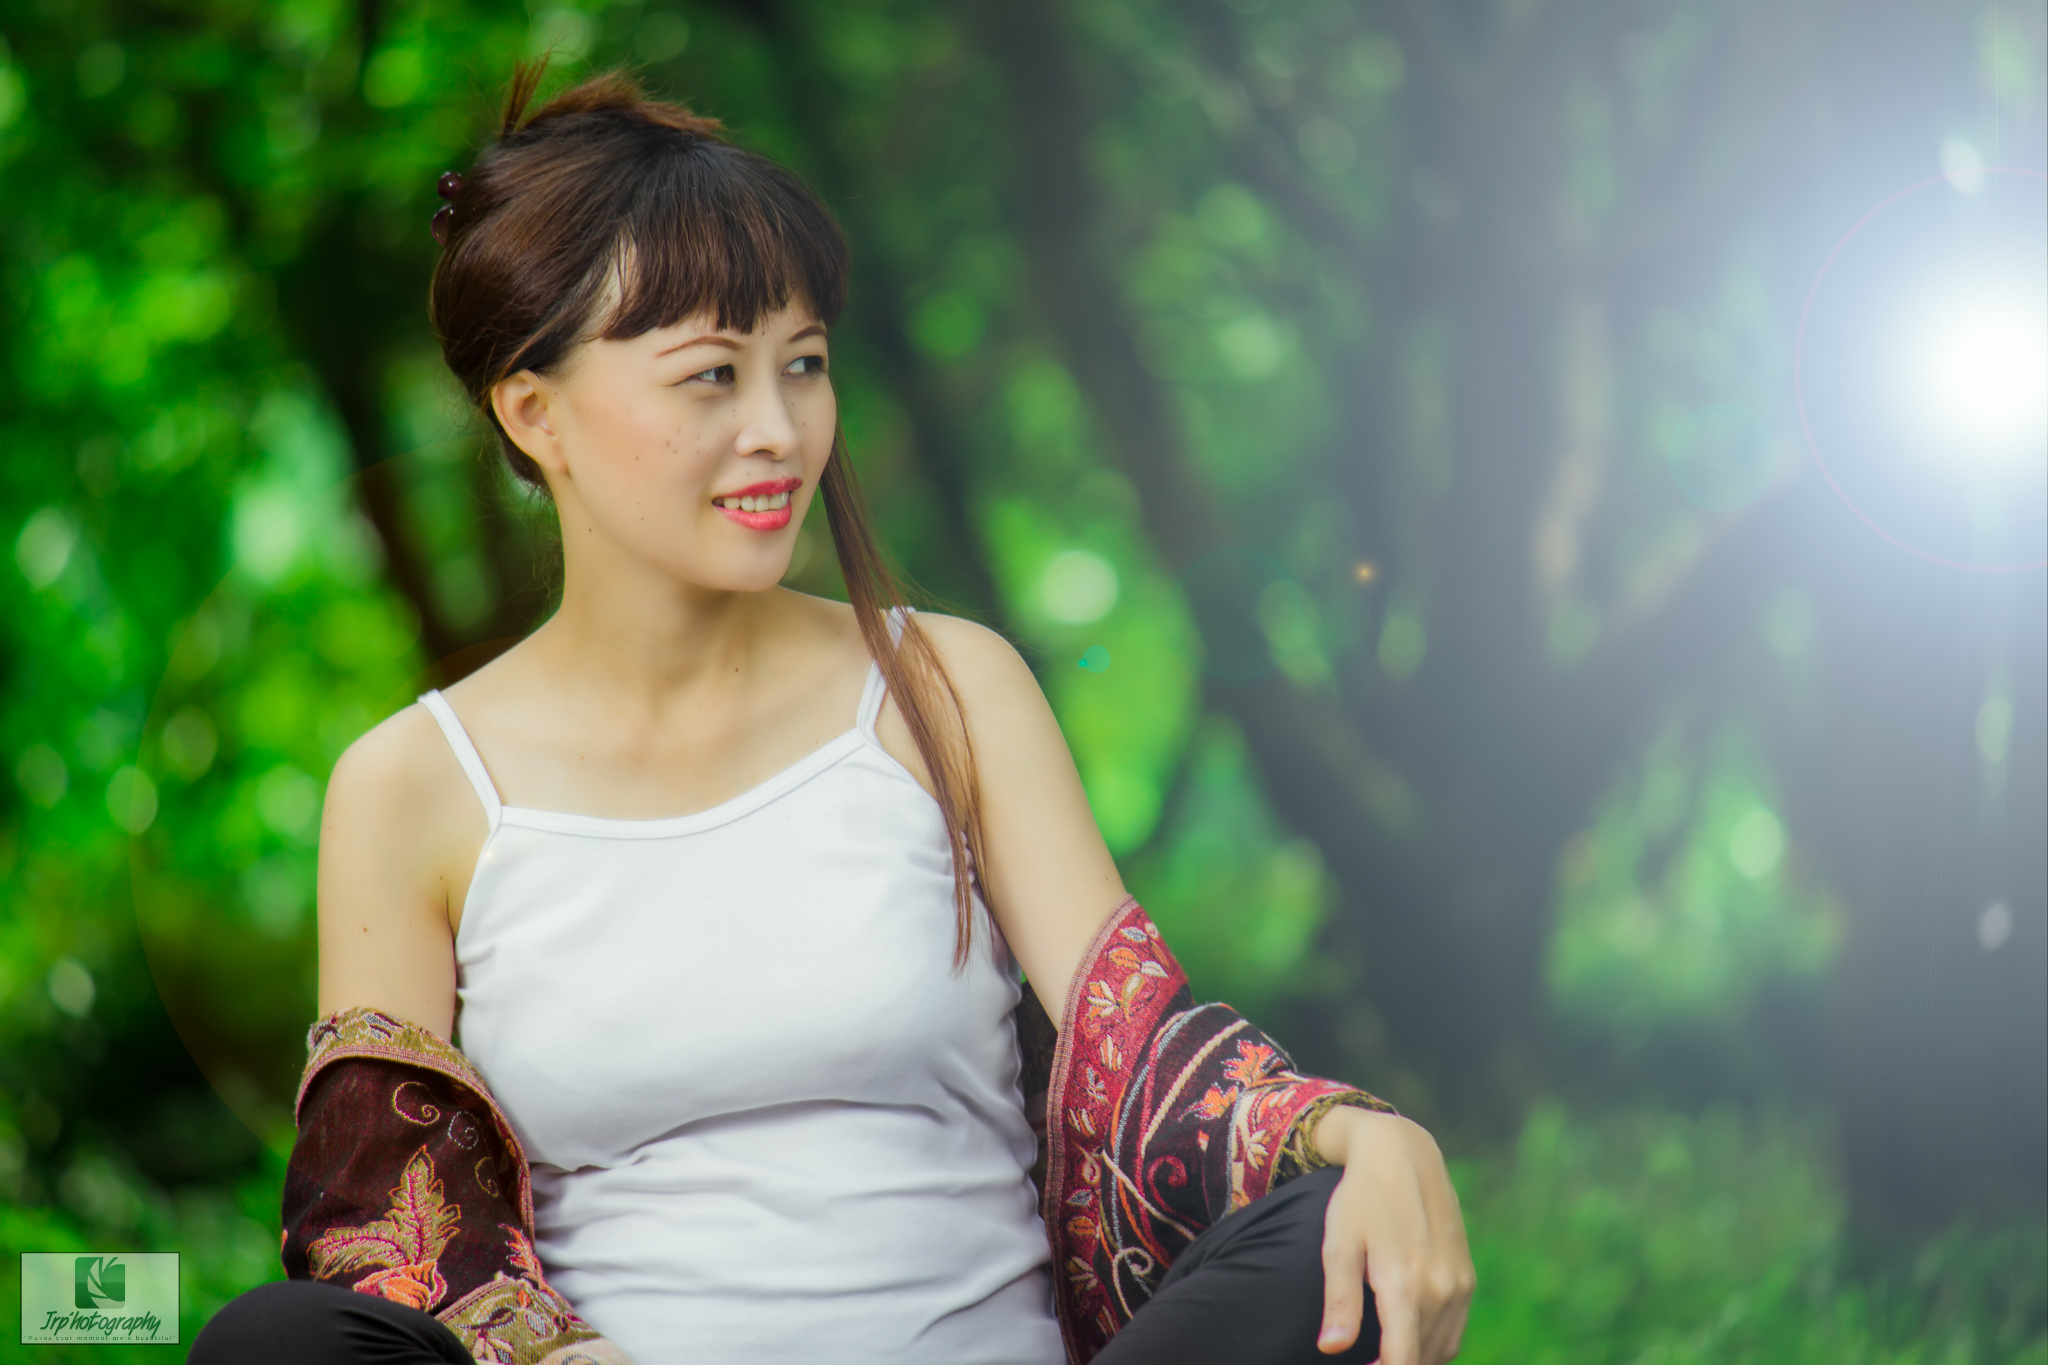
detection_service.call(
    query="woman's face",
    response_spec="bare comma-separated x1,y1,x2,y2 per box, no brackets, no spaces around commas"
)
498,302,836,595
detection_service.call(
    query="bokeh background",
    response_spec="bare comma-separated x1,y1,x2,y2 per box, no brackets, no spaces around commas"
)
2,0,2044,1358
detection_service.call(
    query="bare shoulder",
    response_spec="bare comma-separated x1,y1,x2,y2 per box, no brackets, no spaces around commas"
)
871,610,1043,793
906,611,1042,710
325,702,479,837
316,701,481,1037
331,701,442,792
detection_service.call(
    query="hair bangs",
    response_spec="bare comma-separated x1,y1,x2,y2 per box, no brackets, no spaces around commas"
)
598,141,848,343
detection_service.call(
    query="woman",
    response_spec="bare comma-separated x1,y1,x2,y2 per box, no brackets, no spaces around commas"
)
193,68,1472,1365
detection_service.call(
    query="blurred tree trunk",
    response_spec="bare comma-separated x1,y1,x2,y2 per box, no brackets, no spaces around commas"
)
967,0,1640,1132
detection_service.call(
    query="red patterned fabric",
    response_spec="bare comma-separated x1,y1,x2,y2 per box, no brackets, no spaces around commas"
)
284,898,1389,1364
1041,897,1394,1361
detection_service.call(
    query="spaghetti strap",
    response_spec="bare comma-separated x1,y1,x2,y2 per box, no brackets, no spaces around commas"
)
418,690,503,832
856,606,913,743
855,660,888,742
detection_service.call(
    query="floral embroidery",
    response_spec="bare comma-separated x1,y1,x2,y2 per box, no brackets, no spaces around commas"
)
296,1006,536,1236
500,1224,572,1302
1040,896,1397,1363
1223,1041,1279,1086
307,1146,458,1311
439,1272,600,1364
285,1007,607,1363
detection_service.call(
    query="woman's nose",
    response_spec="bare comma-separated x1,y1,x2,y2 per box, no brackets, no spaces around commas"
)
732,372,802,458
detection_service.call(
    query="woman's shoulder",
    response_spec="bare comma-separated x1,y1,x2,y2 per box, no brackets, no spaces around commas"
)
906,610,1043,715
330,699,469,808
880,608,1054,791
316,697,481,1030
774,590,1032,698
324,698,488,866
905,607,1012,658
781,588,1015,653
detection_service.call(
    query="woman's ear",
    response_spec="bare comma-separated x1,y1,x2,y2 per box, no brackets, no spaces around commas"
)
491,372,565,476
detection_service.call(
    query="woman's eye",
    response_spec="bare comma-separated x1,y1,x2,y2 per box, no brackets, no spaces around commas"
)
688,364,735,384
785,354,828,377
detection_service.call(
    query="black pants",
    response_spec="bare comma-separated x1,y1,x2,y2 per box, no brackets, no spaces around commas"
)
1093,1169,1379,1363
189,1278,472,1364
193,1170,1376,1364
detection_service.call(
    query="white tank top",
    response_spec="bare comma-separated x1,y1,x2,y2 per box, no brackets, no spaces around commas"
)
420,631,1064,1365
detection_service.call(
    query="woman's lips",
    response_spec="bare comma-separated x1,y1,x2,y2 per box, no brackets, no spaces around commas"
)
711,478,801,532
716,502,793,531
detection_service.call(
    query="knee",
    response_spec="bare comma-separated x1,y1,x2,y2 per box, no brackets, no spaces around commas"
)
1259,1167,1349,1259
1217,1168,1372,1311
1274,1166,1346,1210
1270,1169,1380,1358
190,1279,355,1360
1168,1166,1348,1287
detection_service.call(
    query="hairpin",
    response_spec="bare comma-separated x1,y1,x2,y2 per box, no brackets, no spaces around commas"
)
432,171,464,245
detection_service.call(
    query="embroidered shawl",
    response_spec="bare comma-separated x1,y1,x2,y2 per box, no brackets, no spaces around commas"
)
282,896,1391,1364
284,1009,622,1364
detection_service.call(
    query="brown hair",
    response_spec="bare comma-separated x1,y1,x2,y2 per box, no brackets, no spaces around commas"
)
430,67,989,963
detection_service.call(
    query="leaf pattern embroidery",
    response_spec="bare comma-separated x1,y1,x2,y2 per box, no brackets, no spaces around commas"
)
290,1011,617,1360
1046,897,1397,1363
1223,1041,1279,1087
307,1145,459,1312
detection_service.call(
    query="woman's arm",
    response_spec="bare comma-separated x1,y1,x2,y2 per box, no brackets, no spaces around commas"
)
304,708,639,1362
883,614,1473,1365
316,705,483,1040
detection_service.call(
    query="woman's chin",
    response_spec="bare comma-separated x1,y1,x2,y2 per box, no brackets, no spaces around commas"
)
693,554,799,597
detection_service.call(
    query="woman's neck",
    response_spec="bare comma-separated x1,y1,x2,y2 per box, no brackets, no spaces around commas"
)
525,563,787,718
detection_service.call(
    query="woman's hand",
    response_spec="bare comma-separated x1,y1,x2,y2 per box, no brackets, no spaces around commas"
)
1312,1106,1474,1363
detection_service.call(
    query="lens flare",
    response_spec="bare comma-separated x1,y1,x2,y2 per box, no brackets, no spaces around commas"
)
1917,295,2048,457
1796,167,2048,569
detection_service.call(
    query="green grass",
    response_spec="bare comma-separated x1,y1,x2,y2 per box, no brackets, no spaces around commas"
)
1453,1102,2047,1364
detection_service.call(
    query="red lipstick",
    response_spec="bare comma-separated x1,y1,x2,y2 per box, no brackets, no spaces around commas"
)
711,477,802,532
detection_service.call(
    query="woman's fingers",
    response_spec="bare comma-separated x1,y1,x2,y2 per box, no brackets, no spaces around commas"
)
1317,1112,1475,1364
1412,1137,1475,1363
1373,1308,1422,1365
1361,1225,1427,1365
1370,1248,1466,1365
1318,1189,1369,1353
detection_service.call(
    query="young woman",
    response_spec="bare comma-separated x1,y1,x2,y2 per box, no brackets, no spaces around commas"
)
193,69,1472,1365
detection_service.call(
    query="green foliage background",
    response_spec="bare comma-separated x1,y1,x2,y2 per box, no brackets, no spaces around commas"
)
1,0,2043,1357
